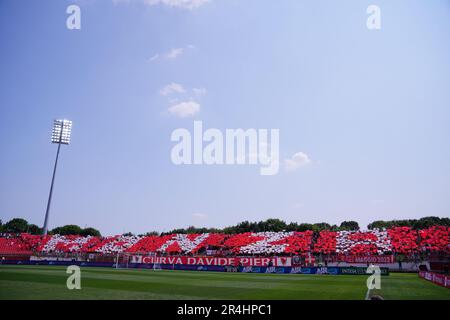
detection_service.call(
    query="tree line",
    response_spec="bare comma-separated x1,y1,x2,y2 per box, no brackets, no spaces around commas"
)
0,218,101,237
162,219,360,235
367,216,450,230
124,216,450,235
1,216,448,237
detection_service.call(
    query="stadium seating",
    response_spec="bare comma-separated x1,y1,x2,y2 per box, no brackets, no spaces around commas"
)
125,234,174,253
191,233,227,253
387,227,419,254
336,229,391,255
158,233,211,254
419,226,450,253
313,231,337,254
237,232,293,255
223,233,265,253
0,233,46,254
1,226,449,256
313,229,392,255
269,231,313,254
94,235,142,254
41,234,101,253
0,236,32,254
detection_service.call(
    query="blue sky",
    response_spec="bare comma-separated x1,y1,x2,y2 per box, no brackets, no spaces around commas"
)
0,0,449,235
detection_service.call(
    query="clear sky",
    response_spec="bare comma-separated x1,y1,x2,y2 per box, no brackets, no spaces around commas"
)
0,0,449,235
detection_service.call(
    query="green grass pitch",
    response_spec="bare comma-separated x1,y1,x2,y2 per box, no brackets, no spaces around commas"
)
0,265,449,300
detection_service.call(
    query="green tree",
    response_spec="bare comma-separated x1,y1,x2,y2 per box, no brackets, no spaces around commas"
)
330,225,339,231
3,218,29,233
223,220,253,234
368,217,450,230
339,221,360,231
50,225,83,235
259,219,287,232
27,224,42,235
368,220,388,229
143,231,160,236
285,222,299,231
311,223,331,232
413,216,450,229
297,223,314,232
80,227,101,237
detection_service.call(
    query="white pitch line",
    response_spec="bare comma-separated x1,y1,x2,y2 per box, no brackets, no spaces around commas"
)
365,287,371,300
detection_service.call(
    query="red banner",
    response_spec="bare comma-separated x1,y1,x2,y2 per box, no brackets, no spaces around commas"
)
327,255,394,264
419,271,450,288
134,256,291,267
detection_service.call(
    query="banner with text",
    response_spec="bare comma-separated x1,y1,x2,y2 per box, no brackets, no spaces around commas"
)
327,255,394,264
419,271,450,288
133,256,292,267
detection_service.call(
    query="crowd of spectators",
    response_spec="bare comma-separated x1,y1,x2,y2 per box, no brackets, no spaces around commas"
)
1,226,449,257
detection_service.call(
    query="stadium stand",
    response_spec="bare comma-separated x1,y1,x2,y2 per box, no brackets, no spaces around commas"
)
1,226,449,257
125,234,174,253
387,227,419,254
313,231,337,254
419,226,450,253
335,229,391,255
0,233,45,254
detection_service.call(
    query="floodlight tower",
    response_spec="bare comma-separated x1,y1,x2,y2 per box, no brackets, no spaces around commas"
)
42,119,72,235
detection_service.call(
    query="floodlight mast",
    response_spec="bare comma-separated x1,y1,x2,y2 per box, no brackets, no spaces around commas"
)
42,119,72,235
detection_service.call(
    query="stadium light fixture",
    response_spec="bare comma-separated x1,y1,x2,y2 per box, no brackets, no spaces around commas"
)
51,119,72,145
42,119,73,235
